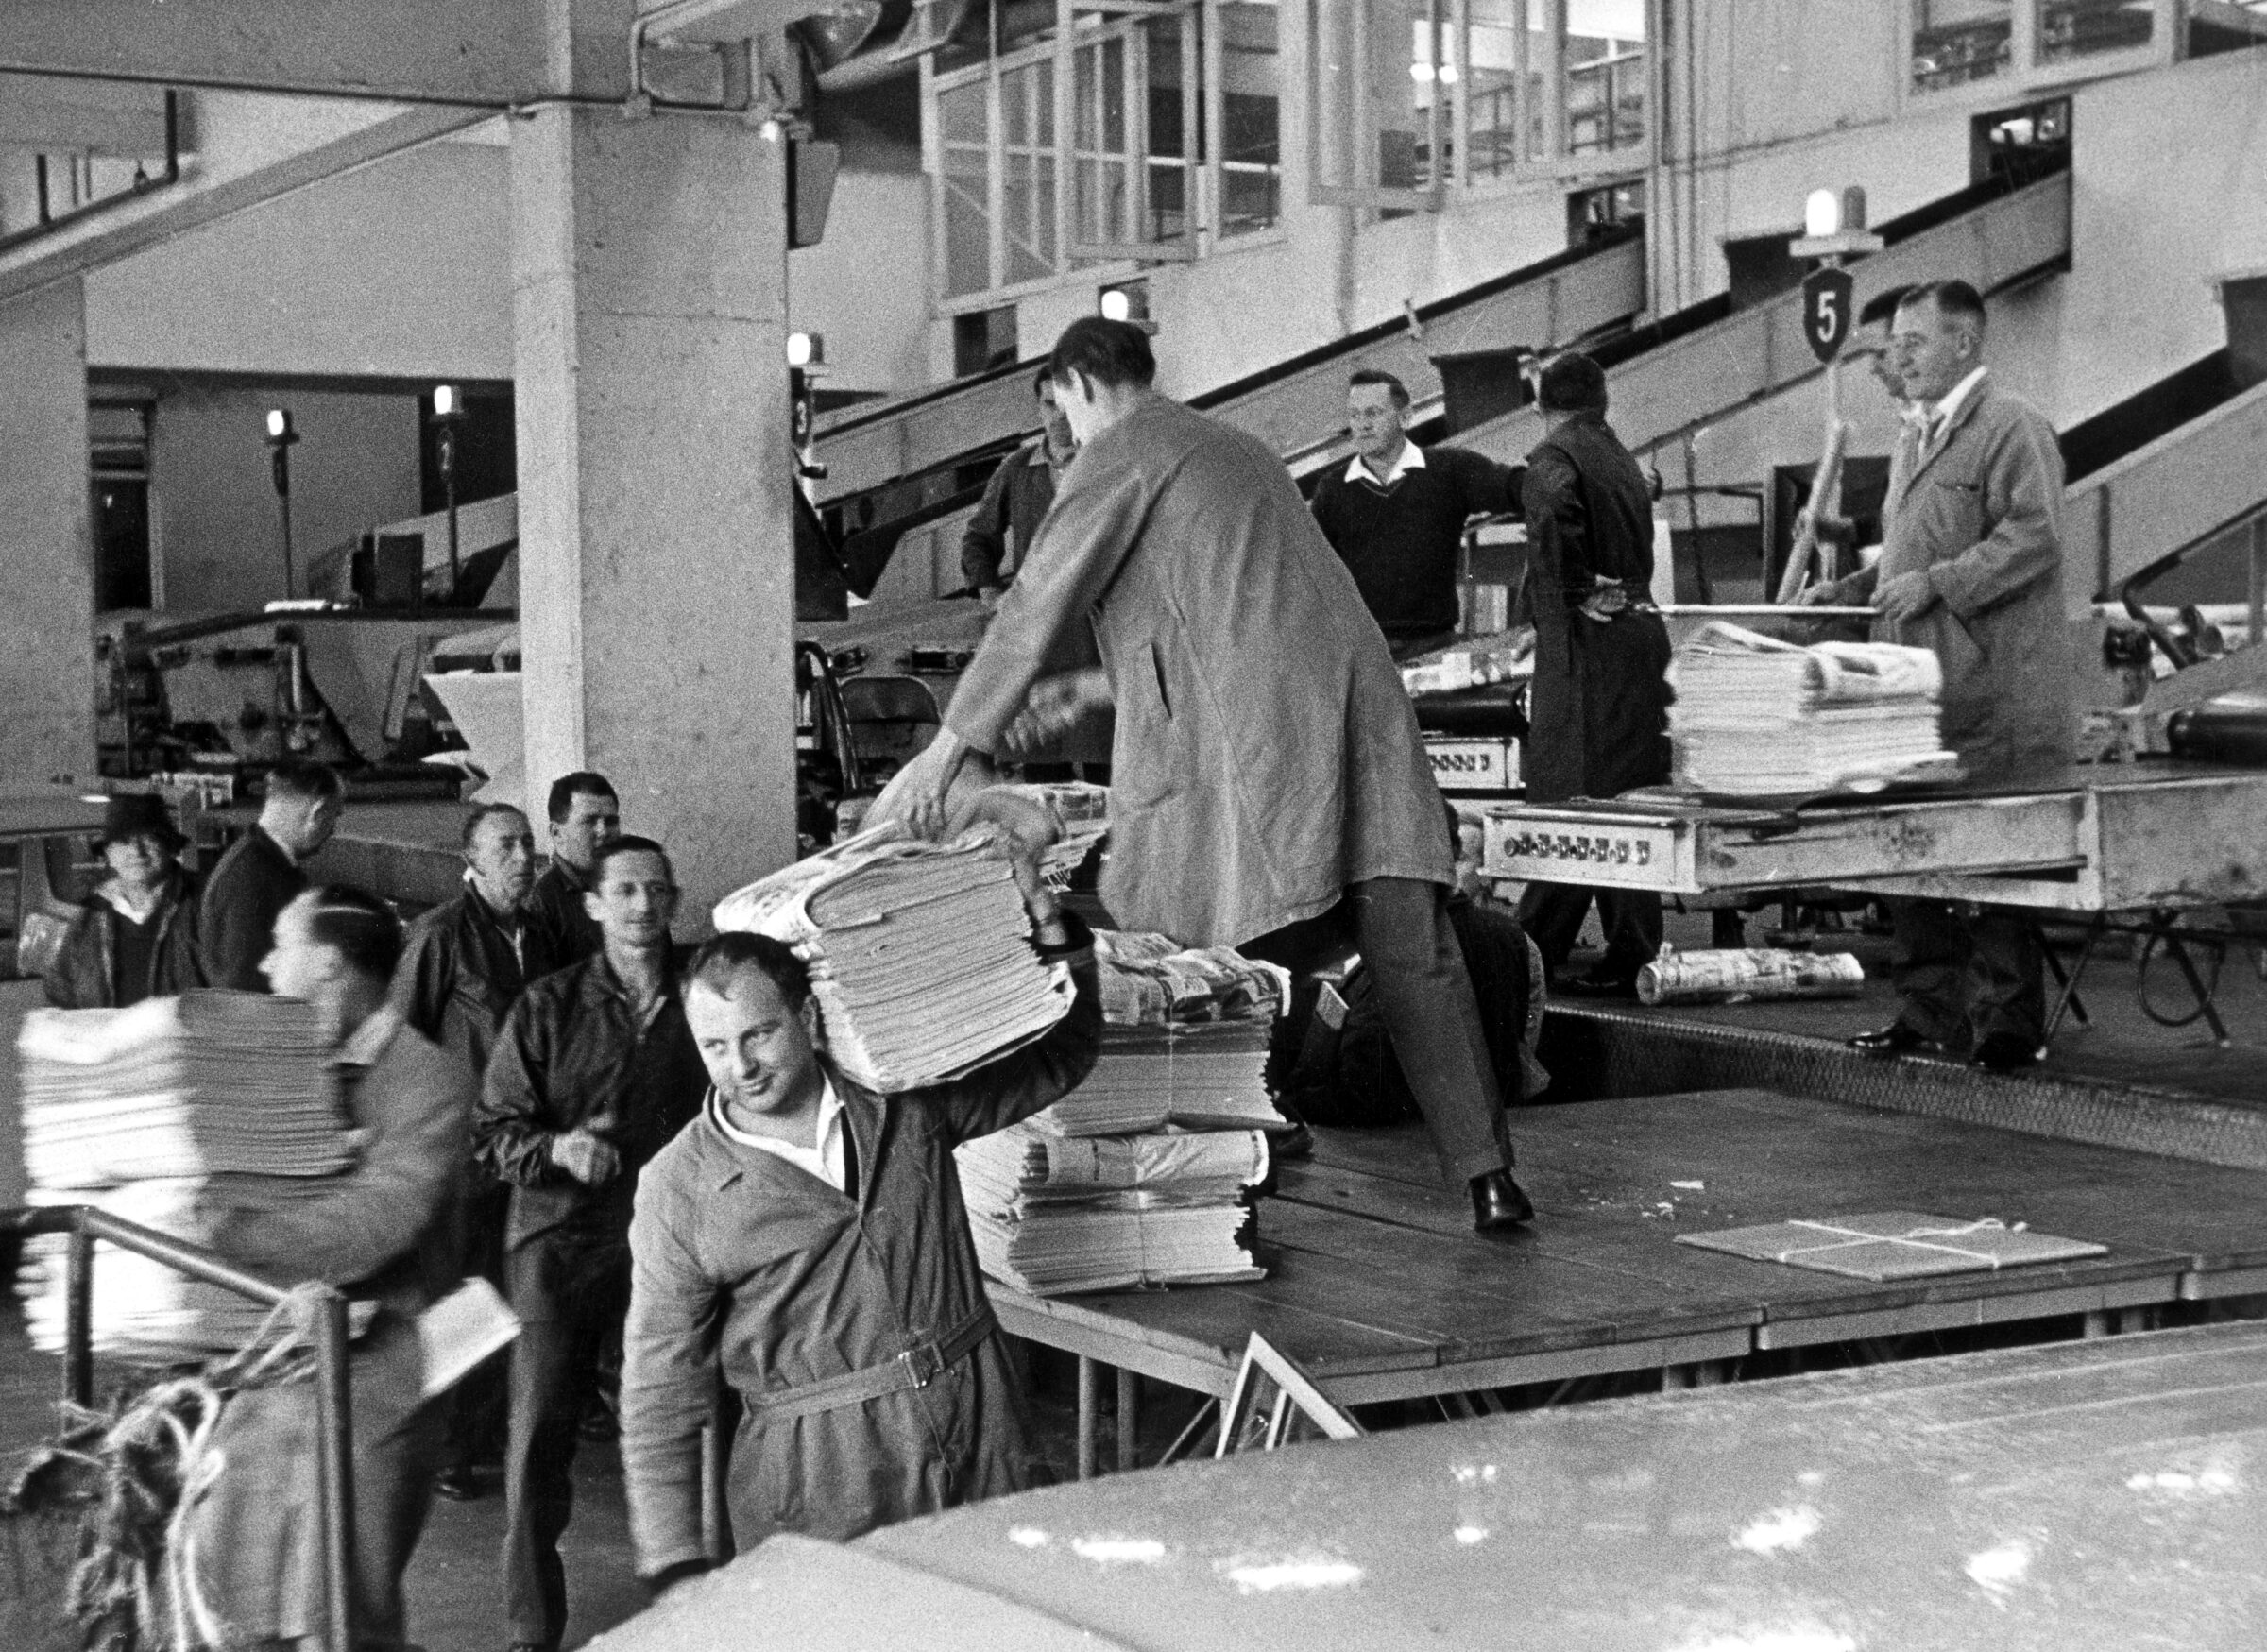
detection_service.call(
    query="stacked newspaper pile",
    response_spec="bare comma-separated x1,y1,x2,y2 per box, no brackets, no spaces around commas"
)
1667,622,1956,796
713,822,1075,1093
14,992,351,1355
956,931,1284,1296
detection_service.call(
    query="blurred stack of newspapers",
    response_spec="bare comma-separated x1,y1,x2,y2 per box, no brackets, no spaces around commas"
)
1667,622,1957,797
957,932,1288,1296
14,992,354,1354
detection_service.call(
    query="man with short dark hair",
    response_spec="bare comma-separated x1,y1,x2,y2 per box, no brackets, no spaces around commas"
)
878,316,1532,1233
528,772,620,965
620,838,1099,1585
1805,280,2071,1071
199,758,346,991
479,835,707,1652
393,801,558,1501
961,367,1079,604
1309,368,1525,653
1513,352,1672,997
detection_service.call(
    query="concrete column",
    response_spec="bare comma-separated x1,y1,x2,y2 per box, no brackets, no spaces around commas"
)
510,106,798,920
0,279,97,784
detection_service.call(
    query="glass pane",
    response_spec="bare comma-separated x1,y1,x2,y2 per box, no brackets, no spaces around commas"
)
1144,14,1189,243
1219,0,1281,232
1003,61,1058,282
939,80,993,297
1913,0,2013,90
1464,0,1530,178
2187,0,2267,60
2038,0,2155,60
1564,0,1645,157
1074,37,1134,249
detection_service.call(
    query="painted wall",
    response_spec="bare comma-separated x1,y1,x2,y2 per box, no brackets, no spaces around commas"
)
145,384,422,612
789,168,934,398
83,138,513,379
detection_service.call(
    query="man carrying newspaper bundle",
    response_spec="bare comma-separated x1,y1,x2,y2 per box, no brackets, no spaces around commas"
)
620,809,1100,1592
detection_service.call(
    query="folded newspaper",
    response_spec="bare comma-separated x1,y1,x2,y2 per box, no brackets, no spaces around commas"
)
712,821,1075,1093
1667,622,1958,797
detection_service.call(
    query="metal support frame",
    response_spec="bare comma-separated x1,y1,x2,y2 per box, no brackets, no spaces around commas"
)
22,1203,359,1652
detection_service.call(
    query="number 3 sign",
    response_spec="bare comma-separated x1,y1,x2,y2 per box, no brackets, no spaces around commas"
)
1801,266,1855,363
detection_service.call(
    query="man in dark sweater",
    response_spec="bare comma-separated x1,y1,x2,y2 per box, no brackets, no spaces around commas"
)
527,770,619,965
1309,369,1524,655
198,758,345,990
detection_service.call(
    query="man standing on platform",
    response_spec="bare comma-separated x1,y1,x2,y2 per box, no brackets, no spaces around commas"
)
199,758,345,991
961,368,1078,604
1804,280,2071,1071
527,772,620,964
393,801,558,1501
620,838,1100,1586
1513,353,1672,998
1309,369,1525,655
478,836,707,1652
877,317,1532,1233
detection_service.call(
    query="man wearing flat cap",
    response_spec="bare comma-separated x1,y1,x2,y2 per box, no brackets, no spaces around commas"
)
1514,351,1672,996
44,792,206,1008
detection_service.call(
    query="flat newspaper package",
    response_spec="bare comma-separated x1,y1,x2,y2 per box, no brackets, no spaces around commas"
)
712,820,1075,1093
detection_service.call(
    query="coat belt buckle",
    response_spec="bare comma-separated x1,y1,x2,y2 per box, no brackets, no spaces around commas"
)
898,1342,944,1388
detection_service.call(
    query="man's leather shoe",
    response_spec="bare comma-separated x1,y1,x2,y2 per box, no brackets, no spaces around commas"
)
1471,1169,1534,1231
1848,1021,1941,1057
1969,1032,2041,1072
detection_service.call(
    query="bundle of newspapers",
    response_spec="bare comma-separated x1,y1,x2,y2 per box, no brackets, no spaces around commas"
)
1667,622,1958,797
713,819,1078,1093
14,992,353,1355
956,932,1287,1296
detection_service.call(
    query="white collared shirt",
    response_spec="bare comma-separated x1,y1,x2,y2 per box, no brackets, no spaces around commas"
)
709,1075,849,1192
1346,439,1427,487
1926,366,1988,443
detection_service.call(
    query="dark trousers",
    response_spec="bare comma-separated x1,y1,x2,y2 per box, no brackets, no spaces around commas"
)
447,1175,510,1473
1887,897,2044,1047
1515,880,1662,984
502,1231,632,1650
1245,877,1512,1186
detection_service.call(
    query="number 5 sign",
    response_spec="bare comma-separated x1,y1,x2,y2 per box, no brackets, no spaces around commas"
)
1801,266,1855,363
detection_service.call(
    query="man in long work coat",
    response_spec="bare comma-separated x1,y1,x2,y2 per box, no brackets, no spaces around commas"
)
1805,280,2071,1070
620,839,1099,1583
878,316,1530,1231
1514,352,1672,995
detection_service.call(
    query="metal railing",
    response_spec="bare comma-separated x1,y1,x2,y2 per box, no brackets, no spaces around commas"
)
11,1203,359,1652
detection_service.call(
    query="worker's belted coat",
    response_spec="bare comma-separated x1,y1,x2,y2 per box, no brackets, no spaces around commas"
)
947,396,1453,947
619,924,1101,1571
1520,413,1671,804
1819,376,2072,781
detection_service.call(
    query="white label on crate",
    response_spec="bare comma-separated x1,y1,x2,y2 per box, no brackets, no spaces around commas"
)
1427,739,1511,791
1488,824,1673,877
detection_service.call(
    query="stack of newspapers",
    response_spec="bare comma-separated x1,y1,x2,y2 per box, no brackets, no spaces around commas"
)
14,992,352,1355
956,932,1287,1296
1667,622,1957,797
713,822,1076,1093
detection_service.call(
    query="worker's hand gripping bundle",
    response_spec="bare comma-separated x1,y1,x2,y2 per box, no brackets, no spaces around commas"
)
954,930,1287,1296
712,820,1077,1093
1666,622,1959,797
13,991,353,1354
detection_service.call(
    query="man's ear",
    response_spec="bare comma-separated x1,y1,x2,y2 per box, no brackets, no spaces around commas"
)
583,888,603,922
799,996,827,1052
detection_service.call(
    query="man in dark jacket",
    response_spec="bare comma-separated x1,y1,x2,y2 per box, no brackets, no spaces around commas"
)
44,792,204,1008
478,835,707,1652
526,771,619,966
960,367,1078,601
1514,353,1671,996
1309,369,1524,654
199,758,345,990
622,838,1099,1586
393,801,557,1500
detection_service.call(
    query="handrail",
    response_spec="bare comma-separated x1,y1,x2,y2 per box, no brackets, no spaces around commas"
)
10,1203,358,1652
